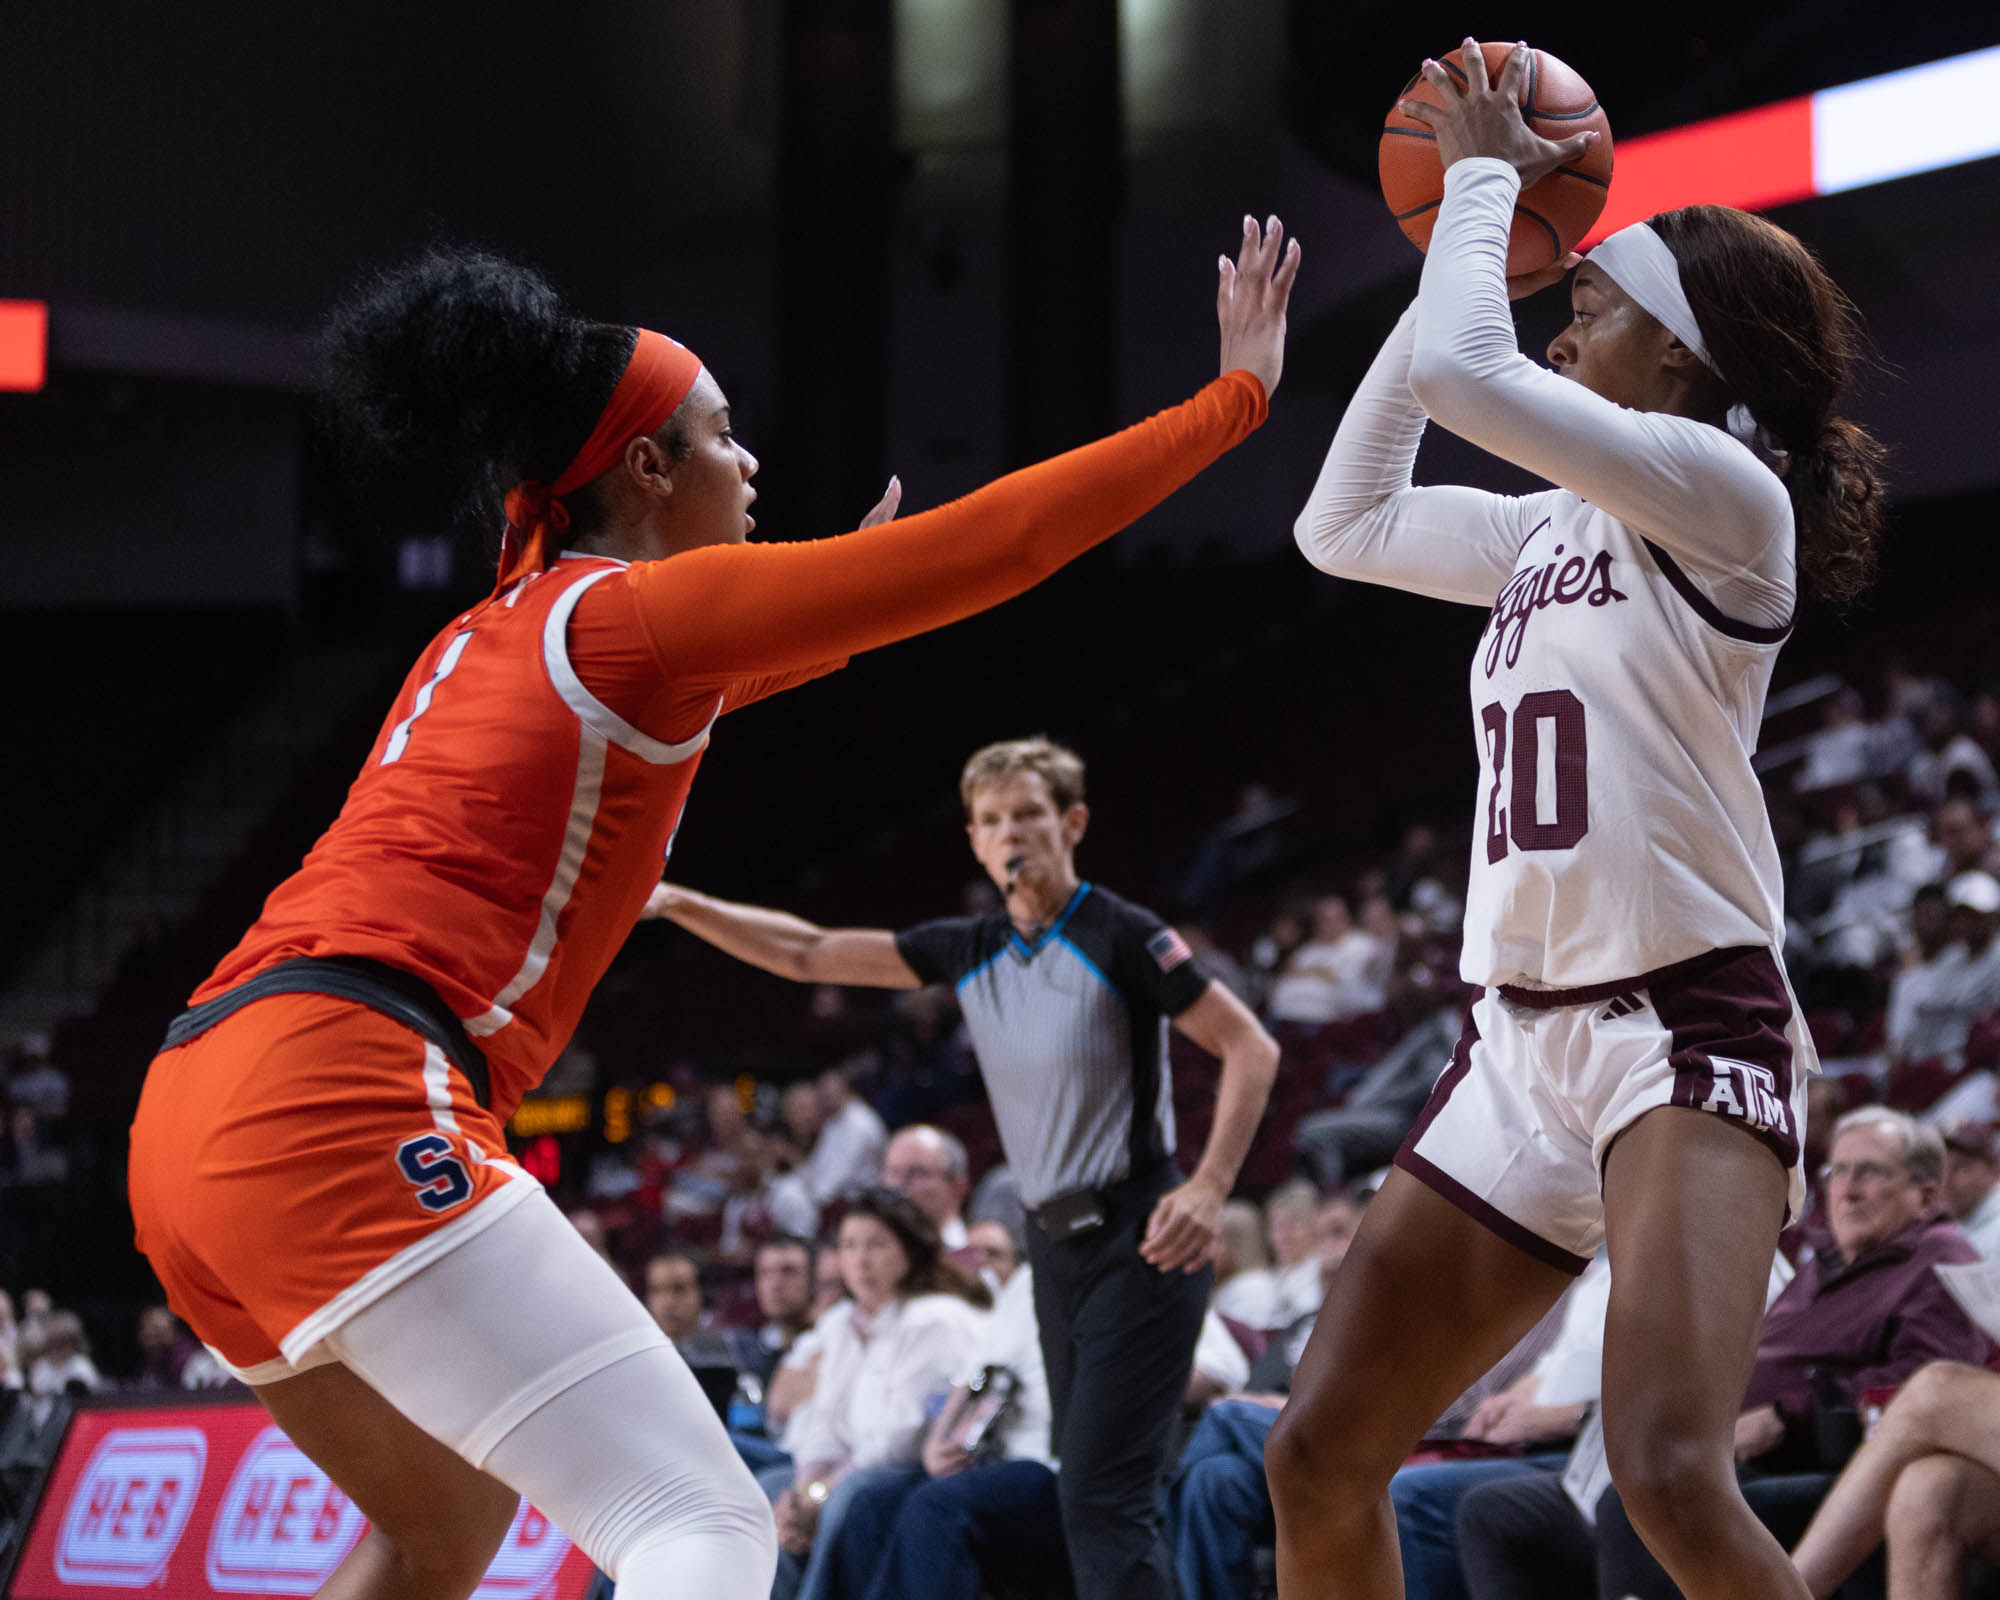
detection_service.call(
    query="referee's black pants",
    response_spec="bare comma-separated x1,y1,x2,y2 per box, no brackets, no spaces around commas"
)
1026,1169,1212,1600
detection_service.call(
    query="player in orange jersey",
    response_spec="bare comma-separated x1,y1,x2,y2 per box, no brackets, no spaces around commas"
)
128,219,1298,1600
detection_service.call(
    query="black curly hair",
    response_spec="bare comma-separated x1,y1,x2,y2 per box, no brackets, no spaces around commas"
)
318,246,679,541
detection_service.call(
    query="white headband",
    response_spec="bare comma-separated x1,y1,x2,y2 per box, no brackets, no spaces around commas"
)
1585,221,1788,470
1586,222,1717,376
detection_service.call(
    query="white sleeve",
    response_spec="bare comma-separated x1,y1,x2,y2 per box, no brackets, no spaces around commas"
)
1295,300,1547,607
1408,158,1795,626
868,1299,986,1465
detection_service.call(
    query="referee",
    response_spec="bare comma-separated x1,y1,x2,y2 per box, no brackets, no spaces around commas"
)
647,736,1280,1599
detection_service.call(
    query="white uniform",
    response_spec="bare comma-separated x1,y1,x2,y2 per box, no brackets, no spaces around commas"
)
1297,158,1815,1267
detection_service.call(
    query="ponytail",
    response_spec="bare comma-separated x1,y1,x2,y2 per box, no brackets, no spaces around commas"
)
318,247,635,533
1650,207,1889,607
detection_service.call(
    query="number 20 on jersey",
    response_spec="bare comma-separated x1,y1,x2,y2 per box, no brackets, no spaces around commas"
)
1481,690,1588,863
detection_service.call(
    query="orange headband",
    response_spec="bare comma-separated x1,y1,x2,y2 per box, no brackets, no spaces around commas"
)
496,328,704,591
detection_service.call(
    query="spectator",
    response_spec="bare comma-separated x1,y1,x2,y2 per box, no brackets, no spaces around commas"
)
5,1036,70,1122
644,1250,737,1370
1384,823,1442,912
1887,871,2000,1072
1796,686,1884,792
1386,1257,1612,1600
1940,1121,2000,1258
967,1163,1025,1240
1295,1005,1462,1190
1266,896,1388,1026
134,1305,195,1390
814,1255,1066,1600
1261,1180,1327,1330
730,1236,819,1392
1455,1106,1990,1599
1212,1199,1280,1328
881,1125,971,1248
4,1106,68,1187
1248,905,1311,1008
1902,882,1952,968
803,1067,888,1207
1909,701,2000,807
771,1190,988,1600
780,1081,825,1166
720,1129,820,1262
1937,799,2000,880
1792,1359,2000,1596
832,1240,1265,1600
27,1310,104,1400
0,1291,19,1392
965,1221,1020,1288
1170,1193,1563,1600
566,1205,614,1265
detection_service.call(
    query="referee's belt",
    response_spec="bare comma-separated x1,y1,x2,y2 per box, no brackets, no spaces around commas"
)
1029,1162,1176,1239
159,955,492,1110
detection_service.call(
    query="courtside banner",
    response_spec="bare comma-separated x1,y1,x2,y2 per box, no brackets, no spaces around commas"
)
7,1399,596,1599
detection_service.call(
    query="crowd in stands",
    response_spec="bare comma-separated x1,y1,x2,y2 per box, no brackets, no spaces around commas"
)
7,654,2000,1594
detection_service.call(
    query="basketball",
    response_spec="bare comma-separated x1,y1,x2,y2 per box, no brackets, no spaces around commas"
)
1379,42,1614,274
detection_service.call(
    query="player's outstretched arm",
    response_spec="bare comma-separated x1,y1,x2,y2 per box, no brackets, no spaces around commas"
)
623,218,1298,687
642,883,922,989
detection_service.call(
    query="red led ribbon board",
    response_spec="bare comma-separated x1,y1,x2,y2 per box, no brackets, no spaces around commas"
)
7,1400,597,1599
0,301,47,392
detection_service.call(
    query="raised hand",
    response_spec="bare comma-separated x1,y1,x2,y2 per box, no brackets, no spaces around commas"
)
1400,39,1597,189
857,475,903,528
1217,213,1302,399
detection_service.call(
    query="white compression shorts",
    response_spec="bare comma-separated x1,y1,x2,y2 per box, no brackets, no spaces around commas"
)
303,1186,776,1599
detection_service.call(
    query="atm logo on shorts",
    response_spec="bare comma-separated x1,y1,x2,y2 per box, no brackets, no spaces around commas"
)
1697,1061,1792,1141
55,1427,207,1586
207,1426,367,1593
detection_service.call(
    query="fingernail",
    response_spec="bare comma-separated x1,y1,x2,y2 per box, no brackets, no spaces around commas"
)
1266,214,1279,233
1218,255,1230,271
1243,214,1255,231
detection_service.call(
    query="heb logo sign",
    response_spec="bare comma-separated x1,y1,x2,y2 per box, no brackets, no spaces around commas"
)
206,1427,365,1593
55,1428,207,1587
202,1427,569,1600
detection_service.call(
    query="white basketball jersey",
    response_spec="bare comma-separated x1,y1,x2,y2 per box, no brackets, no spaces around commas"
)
1462,501,1788,992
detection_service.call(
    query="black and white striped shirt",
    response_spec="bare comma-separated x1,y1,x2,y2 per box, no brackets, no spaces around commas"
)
896,884,1211,1208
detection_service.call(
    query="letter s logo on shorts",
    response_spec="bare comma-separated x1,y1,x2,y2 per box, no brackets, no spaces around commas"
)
55,1427,207,1586
395,1132,475,1212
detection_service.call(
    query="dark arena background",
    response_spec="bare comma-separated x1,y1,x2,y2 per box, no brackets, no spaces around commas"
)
2,3,1998,1597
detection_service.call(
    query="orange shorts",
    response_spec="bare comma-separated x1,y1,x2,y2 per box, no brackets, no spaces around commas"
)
130,991,533,1381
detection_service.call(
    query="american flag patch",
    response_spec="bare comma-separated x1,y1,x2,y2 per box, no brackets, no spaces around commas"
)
1147,927,1193,974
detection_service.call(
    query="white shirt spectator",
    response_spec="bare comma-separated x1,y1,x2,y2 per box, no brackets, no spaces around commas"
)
964,1267,1055,1465
28,1352,103,1400
1213,1268,1281,1330
1911,735,2000,807
1269,1257,1325,1329
7,1058,70,1120
790,1292,985,1471
1268,930,1389,1025
805,1097,888,1206
1193,1307,1253,1395
1889,939,2000,1066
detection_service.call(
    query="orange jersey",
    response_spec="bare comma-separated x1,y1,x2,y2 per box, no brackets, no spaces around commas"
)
195,371,1267,1118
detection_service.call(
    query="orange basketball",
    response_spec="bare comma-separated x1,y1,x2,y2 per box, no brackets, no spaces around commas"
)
1379,43,1614,274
